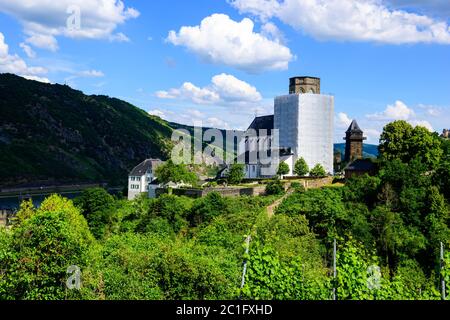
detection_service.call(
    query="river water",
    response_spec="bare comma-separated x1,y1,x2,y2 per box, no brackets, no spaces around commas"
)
0,192,81,210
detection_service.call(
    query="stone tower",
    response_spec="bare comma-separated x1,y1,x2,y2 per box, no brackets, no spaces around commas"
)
344,120,366,163
289,76,321,94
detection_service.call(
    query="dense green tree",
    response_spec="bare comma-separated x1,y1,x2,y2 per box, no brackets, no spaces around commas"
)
294,158,309,177
189,192,228,226
226,164,245,185
277,162,290,177
309,164,327,177
343,174,381,207
379,121,442,169
74,188,116,239
155,160,198,185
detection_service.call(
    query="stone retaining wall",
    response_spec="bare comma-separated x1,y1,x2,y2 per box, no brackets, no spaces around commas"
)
156,177,333,199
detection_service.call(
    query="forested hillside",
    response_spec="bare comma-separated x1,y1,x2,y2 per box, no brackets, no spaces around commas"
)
0,74,174,187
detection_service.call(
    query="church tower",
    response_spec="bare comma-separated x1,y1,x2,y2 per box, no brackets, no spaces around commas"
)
344,120,366,163
289,76,321,94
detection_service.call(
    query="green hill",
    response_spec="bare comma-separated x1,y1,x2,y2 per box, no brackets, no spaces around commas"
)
0,74,174,187
0,74,380,188
334,143,379,159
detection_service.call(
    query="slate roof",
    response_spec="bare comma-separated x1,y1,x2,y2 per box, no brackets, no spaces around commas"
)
129,159,163,176
248,115,274,131
346,120,363,134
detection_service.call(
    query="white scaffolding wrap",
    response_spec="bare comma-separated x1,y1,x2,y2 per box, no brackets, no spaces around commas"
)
274,93,334,175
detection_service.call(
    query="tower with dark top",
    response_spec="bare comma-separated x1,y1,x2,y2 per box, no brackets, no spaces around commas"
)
289,76,321,94
344,120,366,163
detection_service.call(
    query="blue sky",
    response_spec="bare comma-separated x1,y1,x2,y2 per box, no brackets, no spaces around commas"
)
0,0,449,143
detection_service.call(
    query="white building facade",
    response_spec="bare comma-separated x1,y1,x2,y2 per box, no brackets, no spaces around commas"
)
274,93,334,175
128,159,163,200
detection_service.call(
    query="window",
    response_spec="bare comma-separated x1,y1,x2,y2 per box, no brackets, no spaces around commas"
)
136,177,141,182
131,177,135,181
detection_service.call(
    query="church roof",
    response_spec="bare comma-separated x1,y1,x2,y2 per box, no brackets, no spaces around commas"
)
346,120,363,133
248,115,274,131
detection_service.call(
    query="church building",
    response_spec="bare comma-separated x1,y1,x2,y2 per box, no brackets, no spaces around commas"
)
239,76,335,178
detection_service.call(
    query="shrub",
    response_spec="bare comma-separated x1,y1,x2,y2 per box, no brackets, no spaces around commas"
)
266,180,285,196
294,158,309,177
310,164,327,177
227,164,245,185
277,162,290,177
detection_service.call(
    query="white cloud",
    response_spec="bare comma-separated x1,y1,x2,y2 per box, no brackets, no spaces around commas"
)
19,42,36,58
22,75,50,83
0,0,140,51
230,0,450,44
0,32,49,83
409,120,434,131
25,33,59,51
205,117,230,129
367,100,415,120
77,70,105,78
149,109,166,118
336,112,353,129
167,13,294,73
156,73,262,106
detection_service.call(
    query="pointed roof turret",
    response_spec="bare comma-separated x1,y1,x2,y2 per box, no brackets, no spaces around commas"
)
346,120,363,134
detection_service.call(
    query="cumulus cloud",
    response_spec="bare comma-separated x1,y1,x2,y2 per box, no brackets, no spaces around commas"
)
366,100,437,134
0,32,49,83
156,73,262,106
336,112,353,129
166,13,294,73
230,0,450,44
367,100,415,121
0,0,140,51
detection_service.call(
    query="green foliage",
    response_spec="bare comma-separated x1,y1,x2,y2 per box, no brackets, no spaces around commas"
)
189,192,228,226
227,164,245,185
0,195,95,300
379,120,442,169
74,188,117,239
310,164,327,177
242,239,330,300
84,233,239,300
265,180,285,196
155,160,198,185
294,158,309,176
2,118,450,301
277,162,290,177
15,199,35,224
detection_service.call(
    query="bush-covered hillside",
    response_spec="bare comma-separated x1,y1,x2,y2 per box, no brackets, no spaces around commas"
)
0,74,174,187
1,121,449,300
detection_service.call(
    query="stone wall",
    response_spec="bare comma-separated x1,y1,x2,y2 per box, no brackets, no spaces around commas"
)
157,186,267,199
155,177,333,199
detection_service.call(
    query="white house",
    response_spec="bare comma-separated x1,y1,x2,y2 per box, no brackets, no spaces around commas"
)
128,159,163,200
